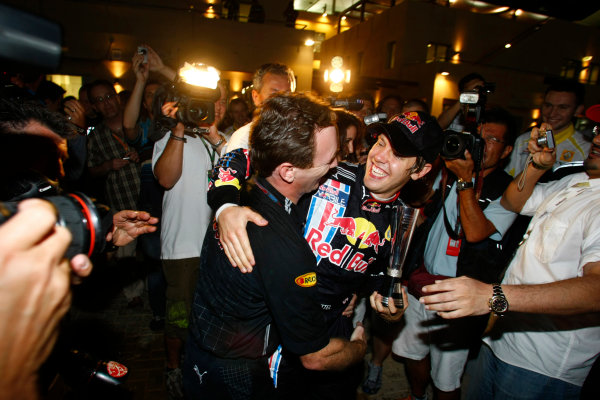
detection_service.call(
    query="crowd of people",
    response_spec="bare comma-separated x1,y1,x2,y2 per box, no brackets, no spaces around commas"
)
1,42,599,400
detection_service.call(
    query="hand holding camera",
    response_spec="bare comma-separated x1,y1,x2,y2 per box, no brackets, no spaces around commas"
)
528,123,556,169
445,149,475,181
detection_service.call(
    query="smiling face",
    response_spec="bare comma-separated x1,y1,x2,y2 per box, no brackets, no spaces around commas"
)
363,134,421,199
584,131,600,179
541,91,582,133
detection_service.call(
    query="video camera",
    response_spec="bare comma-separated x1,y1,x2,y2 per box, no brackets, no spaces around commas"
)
440,82,496,171
153,62,221,137
0,172,113,259
328,96,365,112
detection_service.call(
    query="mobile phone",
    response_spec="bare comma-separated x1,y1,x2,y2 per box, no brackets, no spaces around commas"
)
137,46,148,64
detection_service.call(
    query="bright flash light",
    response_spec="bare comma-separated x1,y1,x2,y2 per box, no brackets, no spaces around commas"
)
179,62,220,89
330,68,345,84
305,39,315,46
441,71,449,76
505,43,512,49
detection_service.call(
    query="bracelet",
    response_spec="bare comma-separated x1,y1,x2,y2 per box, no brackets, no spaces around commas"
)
210,135,226,149
169,134,187,143
531,160,552,170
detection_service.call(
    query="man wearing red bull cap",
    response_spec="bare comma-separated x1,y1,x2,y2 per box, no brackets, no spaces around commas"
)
208,109,444,398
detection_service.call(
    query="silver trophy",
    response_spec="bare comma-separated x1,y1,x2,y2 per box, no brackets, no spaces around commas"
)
381,205,420,308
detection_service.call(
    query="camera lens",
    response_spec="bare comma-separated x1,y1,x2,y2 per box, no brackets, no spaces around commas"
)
441,133,466,159
0,193,113,259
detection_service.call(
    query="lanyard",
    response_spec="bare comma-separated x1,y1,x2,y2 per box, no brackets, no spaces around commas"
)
111,132,129,152
199,137,217,166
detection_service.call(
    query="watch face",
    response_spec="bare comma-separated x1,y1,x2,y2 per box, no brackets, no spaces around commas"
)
491,296,508,313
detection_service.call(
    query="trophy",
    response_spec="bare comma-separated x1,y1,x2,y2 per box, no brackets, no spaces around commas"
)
381,205,419,308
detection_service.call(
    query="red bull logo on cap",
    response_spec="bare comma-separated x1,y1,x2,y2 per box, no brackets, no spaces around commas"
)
390,111,424,134
295,272,317,287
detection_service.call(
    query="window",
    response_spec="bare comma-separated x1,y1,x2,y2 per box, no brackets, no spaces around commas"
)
426,43,449,63
386,41,396,69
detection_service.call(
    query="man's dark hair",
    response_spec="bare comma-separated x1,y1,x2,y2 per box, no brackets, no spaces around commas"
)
0,99,72,182
335,109,362,161
482,107,518,146
0,98,72,138
250,93,336,177
376,94,403,113
87,79,116,103
36,80,65,103
402,98,430,114
252,63,296,93
545,79,585,106
229,97,249,111
458,72,485,93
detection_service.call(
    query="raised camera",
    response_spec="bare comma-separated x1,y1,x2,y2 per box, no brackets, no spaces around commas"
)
536,129,555,149
440,130,485,171
137,46,148,64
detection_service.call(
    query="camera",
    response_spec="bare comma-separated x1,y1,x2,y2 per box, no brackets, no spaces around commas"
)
459,82,496,136
440,130,485,171
153,80,221,135
363,113,388,125
329,97,365,112
0,172,113,259
536,129,555,149
137,46,148,64
153,63,221,136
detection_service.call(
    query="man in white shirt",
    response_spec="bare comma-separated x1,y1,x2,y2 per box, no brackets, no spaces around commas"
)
421,123,600,399
224,62,295,153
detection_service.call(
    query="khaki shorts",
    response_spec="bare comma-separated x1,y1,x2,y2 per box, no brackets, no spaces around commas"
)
162,257,200,340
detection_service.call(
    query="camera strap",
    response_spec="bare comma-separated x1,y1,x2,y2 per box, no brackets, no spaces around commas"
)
440,167,483,241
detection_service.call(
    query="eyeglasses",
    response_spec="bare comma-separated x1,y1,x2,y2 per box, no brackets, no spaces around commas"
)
482,135,505,145
92,93,116,104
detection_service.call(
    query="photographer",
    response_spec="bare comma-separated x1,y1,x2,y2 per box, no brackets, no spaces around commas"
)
365,108,517,399
437,72,486,131
0,98,158,399
420,123,600,399
151,80,227,398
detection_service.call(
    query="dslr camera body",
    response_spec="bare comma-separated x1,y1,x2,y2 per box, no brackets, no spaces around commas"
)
440,130,485,171
440,82,496,171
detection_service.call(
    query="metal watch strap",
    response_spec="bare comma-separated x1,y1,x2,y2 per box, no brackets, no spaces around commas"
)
489,284,509,315
456,179,474,191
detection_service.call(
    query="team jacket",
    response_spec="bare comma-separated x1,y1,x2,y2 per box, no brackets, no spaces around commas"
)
208,150,401,328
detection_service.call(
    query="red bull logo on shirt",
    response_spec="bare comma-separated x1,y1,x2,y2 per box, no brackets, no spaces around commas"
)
324,208,389,253
214,167,241,189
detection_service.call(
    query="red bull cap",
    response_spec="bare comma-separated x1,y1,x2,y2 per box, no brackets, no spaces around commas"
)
366,111,443,163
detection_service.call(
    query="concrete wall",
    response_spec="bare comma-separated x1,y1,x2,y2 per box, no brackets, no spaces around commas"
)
320,0,600,128
2,0,315,93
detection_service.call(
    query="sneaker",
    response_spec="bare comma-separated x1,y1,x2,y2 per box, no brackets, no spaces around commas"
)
165,367,184,400
362,361,383,394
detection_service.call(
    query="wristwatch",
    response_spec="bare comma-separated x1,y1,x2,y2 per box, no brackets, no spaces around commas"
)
488,284,509,316
456,178,474,191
